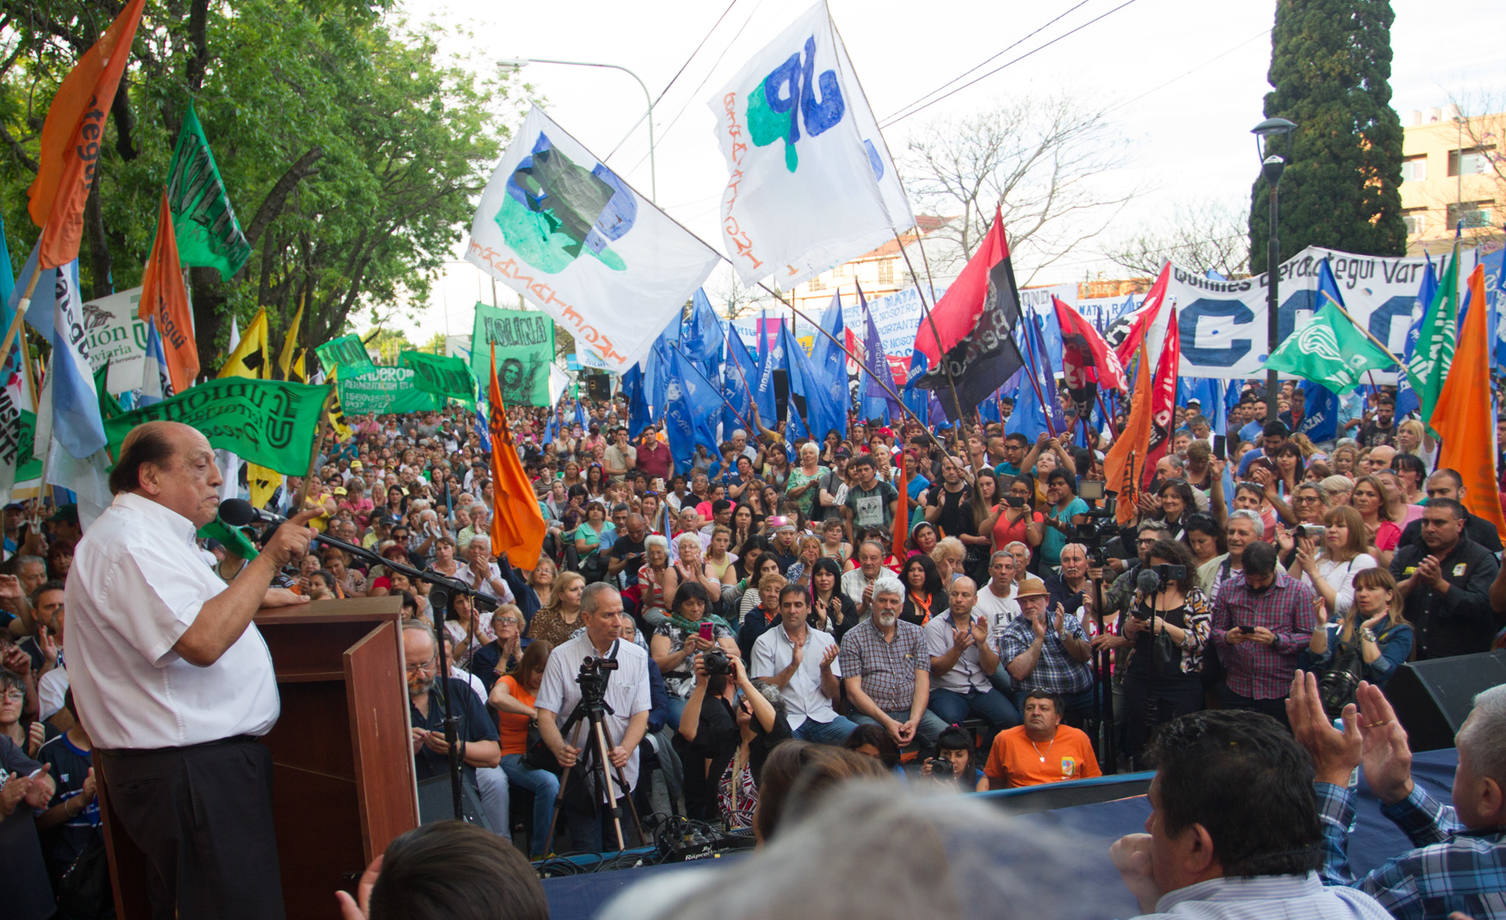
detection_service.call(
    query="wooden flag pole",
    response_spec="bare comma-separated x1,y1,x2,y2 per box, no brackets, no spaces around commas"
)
1318,290,1406,369
0,270,43,381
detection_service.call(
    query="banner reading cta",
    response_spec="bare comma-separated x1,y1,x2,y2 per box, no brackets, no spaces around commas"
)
470,303,553,406
103,377,331,475
337,367,442,416
401,350,477,409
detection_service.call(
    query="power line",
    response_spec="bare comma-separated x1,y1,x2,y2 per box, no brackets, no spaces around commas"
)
878,0,1094,126
603,0,744,161
880,0,1142,129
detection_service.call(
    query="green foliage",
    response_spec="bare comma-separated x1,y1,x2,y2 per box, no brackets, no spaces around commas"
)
0,0,504,372
1249,0,1408,272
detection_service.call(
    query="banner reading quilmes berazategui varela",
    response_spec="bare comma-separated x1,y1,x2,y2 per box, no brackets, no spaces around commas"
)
470,303,553,406
1167,247,1431,380
465,106,719,372
103,377,331,475
337,367,442,416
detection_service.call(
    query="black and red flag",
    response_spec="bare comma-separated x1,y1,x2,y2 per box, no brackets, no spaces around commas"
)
1053,295,1126,422
908,206,1025,422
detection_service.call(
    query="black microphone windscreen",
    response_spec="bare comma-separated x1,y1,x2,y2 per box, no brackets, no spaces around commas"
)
218,498,257,526
1136,568,1161,595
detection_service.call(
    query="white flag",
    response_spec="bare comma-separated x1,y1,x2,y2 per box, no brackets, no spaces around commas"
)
710,1,914,286
465,106,719,372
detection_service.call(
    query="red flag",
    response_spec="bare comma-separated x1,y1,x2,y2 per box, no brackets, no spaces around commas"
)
488,344,547,569
138,187,198,392
1055,295,1126,420
1145,306,1181,482
1434,266,1506,542
26,0,147,269
892,450,909,560
1109,262,1172,369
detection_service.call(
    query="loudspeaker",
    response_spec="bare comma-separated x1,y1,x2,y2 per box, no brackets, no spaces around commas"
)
585,372,611,402
1385,650,1506,751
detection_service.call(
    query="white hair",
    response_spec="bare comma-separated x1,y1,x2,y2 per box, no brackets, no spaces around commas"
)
872,577,905,601
1459,684,1506,787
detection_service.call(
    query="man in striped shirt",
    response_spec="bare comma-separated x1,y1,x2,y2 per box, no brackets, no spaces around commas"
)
1210,541,1316,728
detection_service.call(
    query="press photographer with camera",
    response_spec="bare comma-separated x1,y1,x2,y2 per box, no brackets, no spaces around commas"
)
650,582,739,728
675,642,789,827
920,724,983,790
1093,540,1212,765
535,582,652,852
1298,568,1412,719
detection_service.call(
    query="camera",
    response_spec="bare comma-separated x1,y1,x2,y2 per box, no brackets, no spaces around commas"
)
701,647,732,676
1004,495,1026,508
1152,563,1187,583
926,756,955,777
576,655,619,708
1294,524,1327,541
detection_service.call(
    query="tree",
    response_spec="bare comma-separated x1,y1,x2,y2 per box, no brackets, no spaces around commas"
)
0,0,503,372
1248,0,1407,272
1102,199,1251,278
900,95,1133,284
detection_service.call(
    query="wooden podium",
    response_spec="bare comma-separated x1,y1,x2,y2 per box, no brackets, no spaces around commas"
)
99,597,419,919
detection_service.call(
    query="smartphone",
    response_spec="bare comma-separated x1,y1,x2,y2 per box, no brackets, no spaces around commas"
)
698,623,714,642
1213,435,1227,461
1004,496,1025,508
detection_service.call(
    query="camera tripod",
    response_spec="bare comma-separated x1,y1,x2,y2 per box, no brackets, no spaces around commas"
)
543,685,644,852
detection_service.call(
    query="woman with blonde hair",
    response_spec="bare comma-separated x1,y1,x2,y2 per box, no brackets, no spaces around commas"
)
1279,505,1376,614
1300,567,1413,718
525,570,586,647
929,536,967,584
1351,474,1401,567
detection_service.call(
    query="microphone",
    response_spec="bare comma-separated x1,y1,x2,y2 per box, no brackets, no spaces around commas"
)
219,498,286,527
1135,567,1161,595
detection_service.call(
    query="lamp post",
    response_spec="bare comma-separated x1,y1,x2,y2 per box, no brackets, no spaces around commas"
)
1253,116,1297,425
500,57,656,202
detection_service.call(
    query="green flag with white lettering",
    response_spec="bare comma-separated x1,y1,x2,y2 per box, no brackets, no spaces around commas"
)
166,100,252,280
314,334,377,380
103,377,331,475
400,350,477,409
1267,259,1393,390
1406,242,1459,432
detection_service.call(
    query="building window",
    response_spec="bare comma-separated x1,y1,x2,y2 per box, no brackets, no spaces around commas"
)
809,274,826,292
1447,146,1494,177
878,260,895,285
1400,155,1427,182
1446,200,1494,230
1401,208,1427,236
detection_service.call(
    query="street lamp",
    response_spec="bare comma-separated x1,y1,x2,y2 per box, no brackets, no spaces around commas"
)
1253,116,1297,425
500,57,656,202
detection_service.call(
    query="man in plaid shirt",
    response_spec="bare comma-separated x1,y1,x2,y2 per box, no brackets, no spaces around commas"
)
839,578,946,752
1211,541,1316,728
1289,673,1506,920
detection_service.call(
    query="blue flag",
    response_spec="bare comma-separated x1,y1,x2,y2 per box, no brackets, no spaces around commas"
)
621,365,651,437
1004,367,1050,441
723,328,758,438
857,286,899,424
1297,381,1338,443
662,348,702,473
573,399,587,431
808,291,847,398
683,289,726,378
0,216,15,377
753,319,785,425
1479,248,1506,371
1395,255,1437,419
782,317,844,440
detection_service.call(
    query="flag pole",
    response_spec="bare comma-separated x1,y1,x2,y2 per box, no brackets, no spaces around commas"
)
756,280,952,459
667,342,754,435
888,229,969,424
1318,289,1406,368
295,387,336,510
0,271,42,380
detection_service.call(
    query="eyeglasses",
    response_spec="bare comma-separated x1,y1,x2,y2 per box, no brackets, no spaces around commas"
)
406,658,437,675
2,689,25,702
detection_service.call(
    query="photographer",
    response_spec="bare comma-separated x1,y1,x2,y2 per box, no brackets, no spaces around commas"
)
1095,540,1211,765
675,648,789,827
535,583,652,853
1277,506,1376,614
651,582,739,727
920,724,983,790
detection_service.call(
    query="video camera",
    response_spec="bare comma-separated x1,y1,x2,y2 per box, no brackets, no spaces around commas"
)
1070,480,1121,567
576,654,619,709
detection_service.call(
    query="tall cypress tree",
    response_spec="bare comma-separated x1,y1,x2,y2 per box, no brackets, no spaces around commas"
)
1249,0,1407,272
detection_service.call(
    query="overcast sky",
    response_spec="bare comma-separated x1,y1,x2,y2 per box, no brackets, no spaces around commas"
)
383,0,1506,343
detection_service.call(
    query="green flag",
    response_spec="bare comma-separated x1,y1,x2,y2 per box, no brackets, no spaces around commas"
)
166,100,252,280
198,518,259,561
470,303,553,406
337,367,442,415
1406,243,1459,431
314,334,377,379
1267,263,1393,391
400,350,477,408
103,377,331,475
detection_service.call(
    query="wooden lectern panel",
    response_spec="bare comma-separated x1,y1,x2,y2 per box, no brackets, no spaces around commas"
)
98,597,418,920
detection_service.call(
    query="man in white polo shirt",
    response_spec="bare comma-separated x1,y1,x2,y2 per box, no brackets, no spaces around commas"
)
752,586,855,744
68,421,316,919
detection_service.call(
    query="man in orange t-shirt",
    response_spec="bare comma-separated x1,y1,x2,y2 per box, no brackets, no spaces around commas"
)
979,690,1100,790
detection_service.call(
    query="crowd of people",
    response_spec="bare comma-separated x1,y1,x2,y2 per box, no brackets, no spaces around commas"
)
3,374,1505,919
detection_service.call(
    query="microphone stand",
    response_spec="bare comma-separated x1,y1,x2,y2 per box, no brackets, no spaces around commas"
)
300,528,498,823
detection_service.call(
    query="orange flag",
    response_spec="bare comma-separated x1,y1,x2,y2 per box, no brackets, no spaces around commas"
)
138,187,198,392
1434,265,1506,542
892,450,909,559
26,0,148,269
1104,342,1154,526
487,343,547,569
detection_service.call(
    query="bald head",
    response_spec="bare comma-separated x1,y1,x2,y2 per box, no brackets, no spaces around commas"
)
109,422,222,525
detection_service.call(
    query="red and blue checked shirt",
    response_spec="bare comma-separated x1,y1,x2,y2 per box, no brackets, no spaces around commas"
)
1210,570,1316,700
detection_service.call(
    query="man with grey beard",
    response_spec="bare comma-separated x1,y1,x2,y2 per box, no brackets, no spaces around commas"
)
839,578,947,752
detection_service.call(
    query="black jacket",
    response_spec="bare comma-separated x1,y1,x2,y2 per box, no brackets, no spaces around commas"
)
1389,537,1500,659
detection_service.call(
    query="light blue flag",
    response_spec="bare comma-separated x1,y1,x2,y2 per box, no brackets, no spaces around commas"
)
11,247,106,460
139,319,172,406
723,328,758,437
0,216,15,377
573,399,587,431
1480,248,1506,371
683,288,725,378
662,348,701,472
